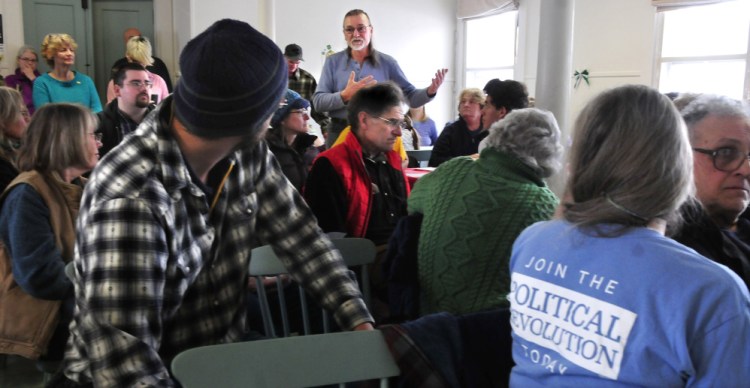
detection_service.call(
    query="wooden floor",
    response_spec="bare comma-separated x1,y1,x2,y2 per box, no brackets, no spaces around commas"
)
0,355,46,388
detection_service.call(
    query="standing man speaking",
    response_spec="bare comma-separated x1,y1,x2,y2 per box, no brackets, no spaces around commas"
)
314,9,448,149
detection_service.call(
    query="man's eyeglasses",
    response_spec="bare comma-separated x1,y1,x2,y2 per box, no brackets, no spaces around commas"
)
693,147,750,172
343,25,370,35
19,57,38,63
290,109,310,116
126,80,153,89
374,116,408,130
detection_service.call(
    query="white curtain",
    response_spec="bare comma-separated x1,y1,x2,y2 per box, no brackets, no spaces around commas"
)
457,0,519,19
652,0,737,12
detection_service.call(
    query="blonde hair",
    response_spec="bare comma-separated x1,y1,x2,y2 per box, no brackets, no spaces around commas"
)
408,106,430,122
0,87,25,164
126,35,154,67
17,103,97,174
40,33,78,67
457,88,484,112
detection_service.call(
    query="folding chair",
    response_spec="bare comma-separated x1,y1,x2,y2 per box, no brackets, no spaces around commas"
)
249,238,376,338
406,149,432,167
171,330,400,388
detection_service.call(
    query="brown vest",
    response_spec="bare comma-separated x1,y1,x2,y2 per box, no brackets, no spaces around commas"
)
0,171,82,359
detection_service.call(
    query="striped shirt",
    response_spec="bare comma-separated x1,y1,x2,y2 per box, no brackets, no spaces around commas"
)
63,98,373,387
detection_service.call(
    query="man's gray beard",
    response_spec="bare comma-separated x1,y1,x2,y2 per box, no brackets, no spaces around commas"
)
349,40,366,51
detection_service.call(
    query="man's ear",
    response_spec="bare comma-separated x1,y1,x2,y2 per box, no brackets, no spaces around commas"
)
498,106,508,119
356,111,369,131
113,83,122,98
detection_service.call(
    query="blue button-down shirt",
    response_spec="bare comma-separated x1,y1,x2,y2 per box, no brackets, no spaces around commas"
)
313,49,433,119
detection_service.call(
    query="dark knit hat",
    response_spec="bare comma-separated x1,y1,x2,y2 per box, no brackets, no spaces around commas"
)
271,89,311,128
173,19,288,139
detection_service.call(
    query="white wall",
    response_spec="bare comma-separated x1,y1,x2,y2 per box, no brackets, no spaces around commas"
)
190,0,259,35
568,0,657,118
0,0,25,75
271,0,457,128
1,0,659,130
0,0,178,84
518,0,657,130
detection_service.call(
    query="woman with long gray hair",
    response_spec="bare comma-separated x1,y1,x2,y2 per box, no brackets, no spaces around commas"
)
508,85,750,386
408,107,563,316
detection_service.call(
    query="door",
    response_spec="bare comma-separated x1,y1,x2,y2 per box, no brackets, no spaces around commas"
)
22,0,93,76
92,0,154,103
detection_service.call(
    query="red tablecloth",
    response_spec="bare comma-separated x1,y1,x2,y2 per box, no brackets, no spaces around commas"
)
404,168,435,188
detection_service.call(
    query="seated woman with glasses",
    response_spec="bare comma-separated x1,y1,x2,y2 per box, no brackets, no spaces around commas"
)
106,35,169,105
0,103,101,371
4,45,41,115
673,94,750,291
265,90,321,192
33,34,102,113
508,85,750,386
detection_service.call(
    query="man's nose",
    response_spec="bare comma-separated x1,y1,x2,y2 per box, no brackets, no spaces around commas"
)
737,155,750,176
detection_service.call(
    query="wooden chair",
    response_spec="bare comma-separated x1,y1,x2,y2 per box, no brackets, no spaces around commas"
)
172,330,399,388
249,238,376,338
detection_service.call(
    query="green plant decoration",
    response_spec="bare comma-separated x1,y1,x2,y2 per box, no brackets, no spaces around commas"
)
320,44,335,57
573,69,590,89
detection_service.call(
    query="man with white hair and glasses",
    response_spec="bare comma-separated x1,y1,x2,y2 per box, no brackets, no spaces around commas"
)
314,8,448,149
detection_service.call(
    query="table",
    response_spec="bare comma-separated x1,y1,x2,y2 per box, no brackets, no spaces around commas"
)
404,167,435,188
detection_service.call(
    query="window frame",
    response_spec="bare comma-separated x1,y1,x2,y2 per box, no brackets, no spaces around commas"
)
653,3,750,100
459,10,520,91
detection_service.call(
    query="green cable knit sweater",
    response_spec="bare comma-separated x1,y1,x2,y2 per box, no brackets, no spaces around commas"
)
408,148,558,315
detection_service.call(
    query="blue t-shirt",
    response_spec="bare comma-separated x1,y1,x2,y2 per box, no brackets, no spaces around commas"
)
509,220,750,387
32,71,102,113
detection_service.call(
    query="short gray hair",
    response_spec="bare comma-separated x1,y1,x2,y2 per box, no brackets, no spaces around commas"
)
481,108,562,178
16,45,38,59
680,94,750,141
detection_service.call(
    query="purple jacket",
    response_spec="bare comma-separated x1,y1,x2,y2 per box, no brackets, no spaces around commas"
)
4,68,41,115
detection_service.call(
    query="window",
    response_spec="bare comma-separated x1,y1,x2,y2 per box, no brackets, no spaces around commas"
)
464,11,518,90
656,1,750,99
